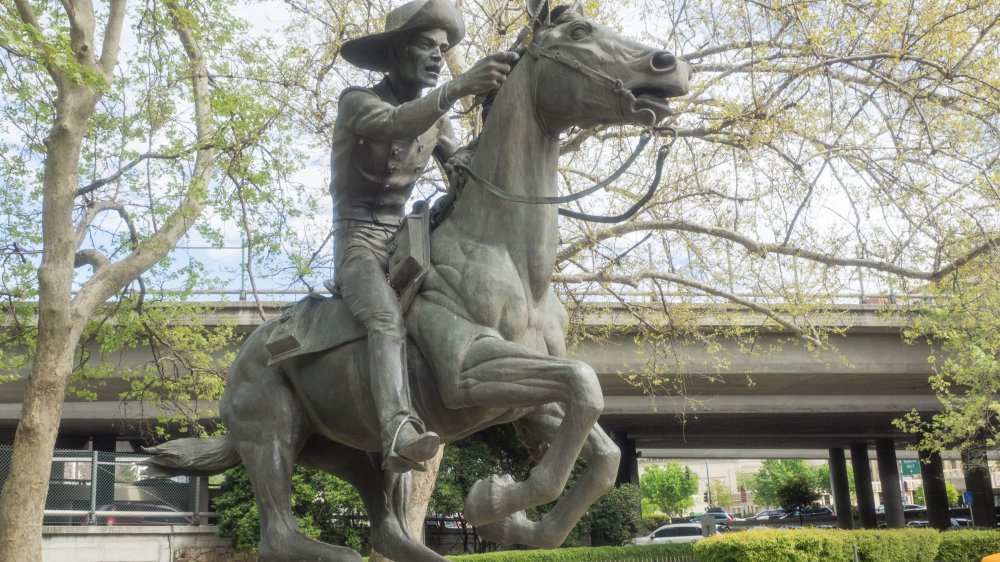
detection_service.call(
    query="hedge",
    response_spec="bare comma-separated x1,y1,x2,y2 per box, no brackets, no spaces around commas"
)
448,544,697,561
937,529,1000,562
434,529,1000,562
692,528,940,562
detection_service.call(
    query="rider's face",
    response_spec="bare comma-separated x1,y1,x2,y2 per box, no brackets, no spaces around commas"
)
393,28,448,89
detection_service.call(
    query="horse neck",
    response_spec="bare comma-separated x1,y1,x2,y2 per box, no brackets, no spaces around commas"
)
450,56,562,296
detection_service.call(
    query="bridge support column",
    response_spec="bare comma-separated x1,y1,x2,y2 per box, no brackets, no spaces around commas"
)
876,438,905,528
612,431,639,486
829,447,854,529
919,449,951,530
851,442,878,528
962,444,998,528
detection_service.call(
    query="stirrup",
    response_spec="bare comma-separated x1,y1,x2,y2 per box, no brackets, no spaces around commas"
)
383,415,439,473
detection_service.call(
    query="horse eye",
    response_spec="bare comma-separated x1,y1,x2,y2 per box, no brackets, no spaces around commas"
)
569,23,591,40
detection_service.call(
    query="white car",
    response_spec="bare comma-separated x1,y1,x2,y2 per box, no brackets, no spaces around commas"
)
632,522,705,545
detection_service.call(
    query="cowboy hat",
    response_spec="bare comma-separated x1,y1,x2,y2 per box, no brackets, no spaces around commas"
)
340,0,466,72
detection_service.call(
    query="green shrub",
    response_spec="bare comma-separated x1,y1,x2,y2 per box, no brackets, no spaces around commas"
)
850,529,939,562
215,465,370,553
447,543,696,561
578,483,645,546
640,513,672,533
694,529,826,562
693,528,940,562
937,529,1000,562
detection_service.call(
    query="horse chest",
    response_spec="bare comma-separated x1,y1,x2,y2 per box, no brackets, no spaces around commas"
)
463,262,534,339
430,237,540,340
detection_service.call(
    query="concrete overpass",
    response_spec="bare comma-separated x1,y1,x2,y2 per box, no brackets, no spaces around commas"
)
0,301,938,451
4,300,997,529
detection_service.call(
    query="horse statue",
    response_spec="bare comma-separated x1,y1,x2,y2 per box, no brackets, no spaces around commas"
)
144,2,690,560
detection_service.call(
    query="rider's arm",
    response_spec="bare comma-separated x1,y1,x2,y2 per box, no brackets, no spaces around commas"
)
340,84,460,143
432,115,460,167
340,52,519,142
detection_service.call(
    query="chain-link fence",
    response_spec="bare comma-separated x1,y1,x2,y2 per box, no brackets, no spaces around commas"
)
0,445,212,526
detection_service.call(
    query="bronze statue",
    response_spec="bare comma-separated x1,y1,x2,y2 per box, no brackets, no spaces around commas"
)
145,0,691,560
329,0,518,473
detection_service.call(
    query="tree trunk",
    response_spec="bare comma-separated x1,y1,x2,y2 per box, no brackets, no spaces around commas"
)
0,84,96,560
0,3,208,560
370,446,445,562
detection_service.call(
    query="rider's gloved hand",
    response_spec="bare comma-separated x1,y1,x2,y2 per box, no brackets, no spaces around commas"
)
448,52,520,98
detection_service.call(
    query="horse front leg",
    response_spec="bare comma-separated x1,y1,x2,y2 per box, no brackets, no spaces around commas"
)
452,338,605,527
477,404,620,548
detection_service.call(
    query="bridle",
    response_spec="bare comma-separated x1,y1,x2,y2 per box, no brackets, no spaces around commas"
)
453,128,676,224
453,39,679,224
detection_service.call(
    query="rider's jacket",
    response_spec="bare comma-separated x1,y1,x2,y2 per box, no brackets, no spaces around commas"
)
330,79,456,230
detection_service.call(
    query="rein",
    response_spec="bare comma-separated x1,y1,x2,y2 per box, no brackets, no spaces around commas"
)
451,34,678,224
454,127,676,224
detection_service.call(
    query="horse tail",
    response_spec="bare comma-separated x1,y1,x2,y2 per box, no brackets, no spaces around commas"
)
141,436,241,478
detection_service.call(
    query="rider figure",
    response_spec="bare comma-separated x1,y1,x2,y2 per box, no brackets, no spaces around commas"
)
332,0,518,473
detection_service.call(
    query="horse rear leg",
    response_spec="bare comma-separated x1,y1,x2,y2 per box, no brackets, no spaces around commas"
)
224,358,362,562
452,339,604,527
302,444,448,562
477,404,620,548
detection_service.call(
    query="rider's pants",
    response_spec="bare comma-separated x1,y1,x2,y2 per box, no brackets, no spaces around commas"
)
334,225,415,447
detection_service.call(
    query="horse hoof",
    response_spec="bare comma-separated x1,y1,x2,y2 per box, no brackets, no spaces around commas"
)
477,511,531,545
465,474,515,527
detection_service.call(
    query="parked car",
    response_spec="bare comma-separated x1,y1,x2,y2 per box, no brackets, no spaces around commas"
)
781,505,835,518
875,504,924,513
704,510,735,523
632,523,705,545
906,518,972,528
747,509,787,521
93,502,195,526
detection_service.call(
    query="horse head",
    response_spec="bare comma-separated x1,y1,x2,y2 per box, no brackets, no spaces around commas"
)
524,0,692,134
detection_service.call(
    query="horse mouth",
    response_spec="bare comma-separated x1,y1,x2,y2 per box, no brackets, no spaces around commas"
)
629,86,681,120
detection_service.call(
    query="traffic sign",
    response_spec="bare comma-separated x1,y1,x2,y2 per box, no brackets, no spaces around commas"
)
963,491,974,505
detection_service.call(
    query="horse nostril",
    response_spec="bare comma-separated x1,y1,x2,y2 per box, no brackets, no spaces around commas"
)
651,52,676,71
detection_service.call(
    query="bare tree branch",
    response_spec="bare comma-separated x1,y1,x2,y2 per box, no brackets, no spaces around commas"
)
74,249,110,273
552,269,824,347
71,0,215,315
99,0,127,77
557,219,1000,282
74,200,138,249
76,152,180,197
60,0,97,65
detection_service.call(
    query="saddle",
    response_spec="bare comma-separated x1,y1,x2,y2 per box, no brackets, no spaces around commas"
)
264,294,365,366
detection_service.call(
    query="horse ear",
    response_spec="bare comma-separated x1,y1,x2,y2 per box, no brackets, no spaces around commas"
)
570,0,584,15
527,0,551,29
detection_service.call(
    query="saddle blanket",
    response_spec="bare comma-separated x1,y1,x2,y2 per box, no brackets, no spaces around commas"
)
265,293,366,366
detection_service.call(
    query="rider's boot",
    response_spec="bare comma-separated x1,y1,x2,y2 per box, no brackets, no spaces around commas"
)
369,332,440,472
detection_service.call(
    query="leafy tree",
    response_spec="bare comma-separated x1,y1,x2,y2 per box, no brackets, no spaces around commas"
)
775,475,821,525
898,257,1000,456
812,463,855,494
640,462,698,517
0,0,303,557
744,459,814,508
913,482,960,508
708,479,734,509
577,483,644,547
214,465,369,553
